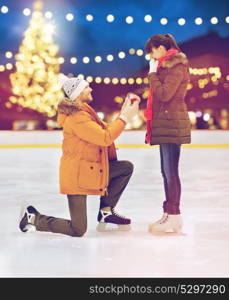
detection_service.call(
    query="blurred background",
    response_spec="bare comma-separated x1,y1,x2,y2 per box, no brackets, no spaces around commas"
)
0,0,228,130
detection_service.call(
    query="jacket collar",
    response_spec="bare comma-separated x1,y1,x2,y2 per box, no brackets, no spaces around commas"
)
161,52,189,69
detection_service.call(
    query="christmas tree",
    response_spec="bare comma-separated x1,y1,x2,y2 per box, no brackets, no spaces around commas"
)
9,1,63,118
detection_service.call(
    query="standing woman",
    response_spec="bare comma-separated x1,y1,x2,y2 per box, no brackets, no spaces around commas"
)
144,34,191,233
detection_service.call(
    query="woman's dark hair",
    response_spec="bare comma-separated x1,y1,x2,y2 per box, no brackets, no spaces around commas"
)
145,33,181,53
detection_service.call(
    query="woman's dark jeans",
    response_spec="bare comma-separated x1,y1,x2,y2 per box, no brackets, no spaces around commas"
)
159,143,181,214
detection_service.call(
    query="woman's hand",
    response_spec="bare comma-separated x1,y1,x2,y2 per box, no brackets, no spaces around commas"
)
149,58,159,74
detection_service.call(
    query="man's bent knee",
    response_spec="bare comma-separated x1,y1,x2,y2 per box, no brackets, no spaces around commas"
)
71,226,87,237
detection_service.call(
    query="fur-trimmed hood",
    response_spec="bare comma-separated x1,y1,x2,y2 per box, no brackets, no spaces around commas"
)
57,98,82,126
161,52,189,69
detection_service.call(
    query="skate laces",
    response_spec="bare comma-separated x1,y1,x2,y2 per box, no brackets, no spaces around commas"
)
111,208,127,219
160,214,169,224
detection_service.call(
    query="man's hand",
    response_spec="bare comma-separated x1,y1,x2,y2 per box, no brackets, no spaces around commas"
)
119,96,139,124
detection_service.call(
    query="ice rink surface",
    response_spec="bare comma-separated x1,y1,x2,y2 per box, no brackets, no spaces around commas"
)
0,130,229,278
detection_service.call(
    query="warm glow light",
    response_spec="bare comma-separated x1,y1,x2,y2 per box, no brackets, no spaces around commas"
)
136,78,142,84
58,57,65,64
226,16,229,23
6,63,13,70
107,14,115,22
136,49,143,56
104,77,111,84
95,56,102,63
118,51,126,59
178,18,186,25
5,51,13,58
210,17,218,24
83,56,90,63
86,76,93,83
160,18,168,25
129,48,135,55
45,11,53,19
120,78,127,84
70,57,77,64
1,6,8,13
195,17,203,25
203,113,210,121
66,13,74,21
128,78,134,84
144,15,152,22
23,8,31,16
112,78,119,84
95,77,102,83
107,54,114,62
86,14,93,21
126,16,134,24
44,23,55,35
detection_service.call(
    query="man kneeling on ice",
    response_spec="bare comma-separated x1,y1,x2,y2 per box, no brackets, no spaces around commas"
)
19,74,140,236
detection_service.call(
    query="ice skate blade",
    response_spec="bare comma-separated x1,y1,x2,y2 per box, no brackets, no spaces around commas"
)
96,223,131,232
149,226,183,235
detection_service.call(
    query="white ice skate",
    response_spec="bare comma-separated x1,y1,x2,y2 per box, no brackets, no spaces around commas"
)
148,213,168,232
149,214,183,234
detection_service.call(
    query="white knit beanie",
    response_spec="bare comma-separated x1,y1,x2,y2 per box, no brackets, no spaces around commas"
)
58,73,89,101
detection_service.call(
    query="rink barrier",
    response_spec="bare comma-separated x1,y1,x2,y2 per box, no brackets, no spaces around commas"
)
0,144,229,148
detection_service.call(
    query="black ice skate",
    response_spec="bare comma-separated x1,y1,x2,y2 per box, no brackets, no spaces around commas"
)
96,208,131,231
19,206,39,233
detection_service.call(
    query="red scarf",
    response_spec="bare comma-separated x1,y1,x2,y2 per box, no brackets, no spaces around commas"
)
144,48,179,144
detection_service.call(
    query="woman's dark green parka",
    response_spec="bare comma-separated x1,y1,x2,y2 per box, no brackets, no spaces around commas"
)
148,52,191,145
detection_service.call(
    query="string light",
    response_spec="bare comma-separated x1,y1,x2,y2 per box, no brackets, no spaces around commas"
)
195,17,203,25
6,63,13,70
4,6,228,26
5,51,13,58
70,57,77,64
160,18,168,25
106,54,114,62
118,51,126,59
23,8,31,16
95,56,102,63
106,14,115,22
178,18,186,25
144,15,152,22
129,48,135,55
45,11,53,19
66,13,74,21
126,16,134,24
136,49,143,56
112,77,119,84
1,6,9,13
83,56,90,63
86,14,93,21
210,17,218,24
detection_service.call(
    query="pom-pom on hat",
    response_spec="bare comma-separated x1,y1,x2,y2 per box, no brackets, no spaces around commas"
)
58,73,89,101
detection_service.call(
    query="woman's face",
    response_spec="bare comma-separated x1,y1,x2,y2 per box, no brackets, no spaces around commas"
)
150,45,167,60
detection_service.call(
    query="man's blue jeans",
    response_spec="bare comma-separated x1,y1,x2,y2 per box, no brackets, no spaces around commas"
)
159,143,181,214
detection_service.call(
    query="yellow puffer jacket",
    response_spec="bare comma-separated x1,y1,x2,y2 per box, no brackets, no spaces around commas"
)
57,103,125,195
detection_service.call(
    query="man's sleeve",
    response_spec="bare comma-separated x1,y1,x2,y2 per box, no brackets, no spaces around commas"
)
70,112,125,146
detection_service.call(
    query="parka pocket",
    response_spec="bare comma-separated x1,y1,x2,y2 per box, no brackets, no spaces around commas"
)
78,160,102,190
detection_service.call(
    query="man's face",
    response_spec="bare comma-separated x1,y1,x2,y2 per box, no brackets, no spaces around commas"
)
80,85,93,103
